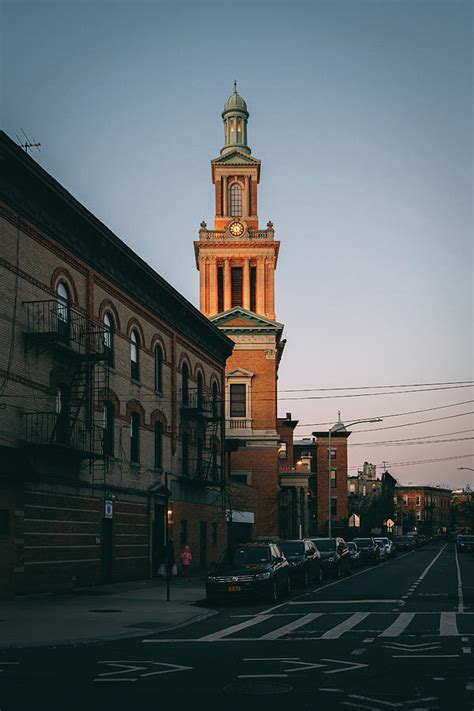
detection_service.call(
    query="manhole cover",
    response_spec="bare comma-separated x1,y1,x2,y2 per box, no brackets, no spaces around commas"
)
224,680,293,696
88,609,122,613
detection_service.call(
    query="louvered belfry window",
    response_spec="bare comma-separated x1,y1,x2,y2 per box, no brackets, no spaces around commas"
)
231,267,243,307
250,266,256,312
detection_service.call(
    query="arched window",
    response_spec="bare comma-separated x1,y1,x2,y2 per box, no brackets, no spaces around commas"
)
103,400,115,456
211,382,219,419
130,330,140,381
130,411,140,463
182,431,189,476
154,345,163,392
229,183,242,217
154,421,163,469
182,362,189,405
103,313,114,366
197,372,204,411
56,282,70,341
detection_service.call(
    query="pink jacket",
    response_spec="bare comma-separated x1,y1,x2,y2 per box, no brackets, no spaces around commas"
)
181,549,192,566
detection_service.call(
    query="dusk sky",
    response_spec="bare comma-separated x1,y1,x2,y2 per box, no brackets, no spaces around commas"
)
2,0,473,488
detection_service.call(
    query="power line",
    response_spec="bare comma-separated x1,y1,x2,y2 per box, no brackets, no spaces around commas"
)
351,436,474,448
348,453,474,470
280,380,474,393
295,399,474,427
350,429,474,446
279,384,474,401
300,411,474,435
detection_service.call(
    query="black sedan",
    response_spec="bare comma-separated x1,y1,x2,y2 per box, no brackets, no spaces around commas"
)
346,541,362,569
393,535,417,552
279,539,322,586
457,534,474,554
353,537,380,565
206,542,290,603
312,537,351,578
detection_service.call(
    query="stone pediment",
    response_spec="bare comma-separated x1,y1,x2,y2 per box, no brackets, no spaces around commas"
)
212,150,261,166
227,367,255,378
211,307,283,333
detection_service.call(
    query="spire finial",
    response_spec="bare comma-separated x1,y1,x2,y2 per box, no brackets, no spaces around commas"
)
234,79,237,93
337,410,342,423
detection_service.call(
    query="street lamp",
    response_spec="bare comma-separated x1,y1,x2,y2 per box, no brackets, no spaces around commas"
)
458,467,474,472
313,416,383,538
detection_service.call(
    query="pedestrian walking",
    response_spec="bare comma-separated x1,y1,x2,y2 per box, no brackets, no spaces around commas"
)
163,538,175,581
180,545,193,582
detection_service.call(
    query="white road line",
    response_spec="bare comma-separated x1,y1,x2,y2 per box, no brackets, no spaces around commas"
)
454,544,465,613
439,612,459,636
320,612,369,640
198,614,273,641
392,654,459,658
289,599,401,605
243,657,299,661
349,695,401,707
379,613,415,638
238,674,288,678
259,613,322,640
417,543,448,582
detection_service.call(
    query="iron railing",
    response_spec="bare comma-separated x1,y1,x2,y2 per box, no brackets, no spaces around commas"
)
180,388,224,420
23,300,109,359
198,229,273,241
22,411,105,458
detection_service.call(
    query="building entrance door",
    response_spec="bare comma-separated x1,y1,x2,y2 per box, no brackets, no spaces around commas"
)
102,518,113,582
199,521,207,568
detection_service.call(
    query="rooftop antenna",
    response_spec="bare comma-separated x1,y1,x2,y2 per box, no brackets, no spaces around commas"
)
16,128,41,154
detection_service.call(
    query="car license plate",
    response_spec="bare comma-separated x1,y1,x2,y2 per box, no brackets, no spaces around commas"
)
228,586,241,592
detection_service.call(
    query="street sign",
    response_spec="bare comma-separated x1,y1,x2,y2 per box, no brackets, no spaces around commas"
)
104,500,113,519
348,514,360,528
386,518,395,530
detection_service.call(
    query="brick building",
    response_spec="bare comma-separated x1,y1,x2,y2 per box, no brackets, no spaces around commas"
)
277,414,312,539
194,84,284,539
394,485,452,536
0,130,233,598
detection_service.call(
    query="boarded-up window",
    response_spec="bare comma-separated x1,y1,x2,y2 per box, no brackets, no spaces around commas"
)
231,267,243,307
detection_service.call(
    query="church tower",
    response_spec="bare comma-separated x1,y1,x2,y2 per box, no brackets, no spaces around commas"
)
194,84,285,538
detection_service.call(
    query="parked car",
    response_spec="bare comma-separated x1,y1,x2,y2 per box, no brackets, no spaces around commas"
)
346,541,362,569
206,542,290,603
353,537,380,565
312,537,351,577
456,534,474,554
375,539,388,561
375,537,395,558
279,539,322,586
393,535,417,552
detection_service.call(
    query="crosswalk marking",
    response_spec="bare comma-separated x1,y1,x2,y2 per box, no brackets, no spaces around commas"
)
379,613,415,638
260,613,322,640
198,614,273,641
439,612,458,636
320,613,370,640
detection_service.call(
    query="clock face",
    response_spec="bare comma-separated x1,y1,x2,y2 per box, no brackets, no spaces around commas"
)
229,221,244,237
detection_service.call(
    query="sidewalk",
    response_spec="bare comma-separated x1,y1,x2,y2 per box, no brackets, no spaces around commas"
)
0,574,215,650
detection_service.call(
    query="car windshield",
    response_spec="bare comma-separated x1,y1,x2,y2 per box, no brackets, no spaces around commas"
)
355,539,372,548
220,547,271,566
314,539,336,551
347,542,357,551
280,542,304,557
376,541,384,548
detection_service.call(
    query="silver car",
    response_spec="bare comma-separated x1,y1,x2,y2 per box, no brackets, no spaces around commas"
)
375,537,395,558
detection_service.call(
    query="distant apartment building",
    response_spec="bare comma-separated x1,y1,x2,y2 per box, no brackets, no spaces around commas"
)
394,485,452,535
0,131,233,598
451,487,474,532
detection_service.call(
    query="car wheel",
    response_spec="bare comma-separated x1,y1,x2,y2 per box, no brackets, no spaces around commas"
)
268,581,278,603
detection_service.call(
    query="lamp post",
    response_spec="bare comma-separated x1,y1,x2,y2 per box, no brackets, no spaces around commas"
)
314,416,383,538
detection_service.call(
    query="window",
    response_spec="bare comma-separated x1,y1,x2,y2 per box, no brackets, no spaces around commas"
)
230,470,251,485
230,383,246,417
331,497,338,517
278,441,287,460
103,401,115,457
229,183,242,217
402,495,408,506
211,522,218,546
130,330,140,381
197,372,204,411
331,469,337,488
211,382,219,419
182,363,189,405
154,421,163,469
250,266,256,312
416,511,422,521
0,510,10,536
56,282,69,340
130,412,140,463
330,448,337,460
154,345,163,392
217,266,224,313
182,431,189,476
349,483,356,493
415,495,421,506
180,520,188,546
231,267,243,307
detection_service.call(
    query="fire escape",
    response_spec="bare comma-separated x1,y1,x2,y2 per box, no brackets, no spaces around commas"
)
179,386,224,486
22,299,110,484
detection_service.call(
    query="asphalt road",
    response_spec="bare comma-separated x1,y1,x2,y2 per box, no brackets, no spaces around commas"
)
1,542,473,711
